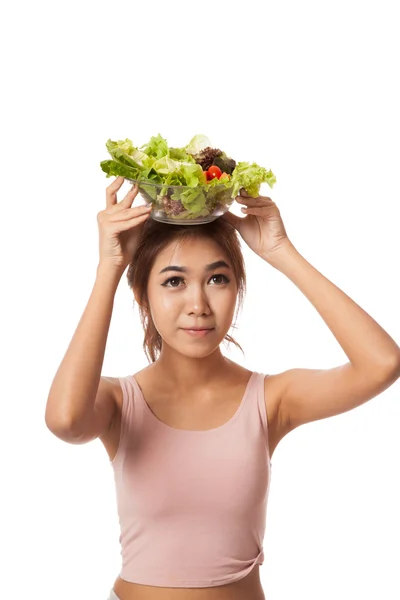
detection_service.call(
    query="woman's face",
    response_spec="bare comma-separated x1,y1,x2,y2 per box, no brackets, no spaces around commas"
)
146,236,238,357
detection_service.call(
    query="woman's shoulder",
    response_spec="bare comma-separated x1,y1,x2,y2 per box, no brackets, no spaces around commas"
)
223,360,284,423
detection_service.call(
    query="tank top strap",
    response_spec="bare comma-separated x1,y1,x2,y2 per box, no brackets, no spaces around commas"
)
240,371,271,465
255,372,269,439
110,376,138,466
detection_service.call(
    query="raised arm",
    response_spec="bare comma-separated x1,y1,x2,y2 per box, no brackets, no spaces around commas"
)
266,243,400,431
45,176,151,442
45,265,122,440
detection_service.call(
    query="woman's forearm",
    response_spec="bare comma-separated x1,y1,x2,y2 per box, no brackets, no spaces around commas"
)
45,264,123,431
265,242,400,373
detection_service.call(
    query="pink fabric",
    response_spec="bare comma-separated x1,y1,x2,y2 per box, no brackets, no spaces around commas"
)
110,371,272,588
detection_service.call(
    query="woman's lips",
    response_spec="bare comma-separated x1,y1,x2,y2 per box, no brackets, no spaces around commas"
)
182,328,214,337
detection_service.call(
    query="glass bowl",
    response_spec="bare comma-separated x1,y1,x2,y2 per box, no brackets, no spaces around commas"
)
125,178,236,225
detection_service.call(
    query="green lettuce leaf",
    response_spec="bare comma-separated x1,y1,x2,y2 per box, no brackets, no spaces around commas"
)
180,162,206,187
169,147,195,162
100,159,141,179
230,161,276,197
139,133,169,159
150,155,183,175
171,187,206,212
183,134,212,156
105,138,149,167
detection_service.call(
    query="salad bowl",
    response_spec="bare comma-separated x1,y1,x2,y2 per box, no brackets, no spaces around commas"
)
124,178,235,225
100,133,276,225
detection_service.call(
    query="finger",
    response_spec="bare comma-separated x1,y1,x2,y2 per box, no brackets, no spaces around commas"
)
106,176,125,209
236,195,274,207
108,204,152,221
220,210,243,230
112,208,152,230
107,183,141,214
240,206,267,216
120,182,140,207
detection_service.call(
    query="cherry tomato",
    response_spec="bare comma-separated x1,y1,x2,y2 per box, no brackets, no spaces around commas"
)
220,172,230,180
207,165,222,179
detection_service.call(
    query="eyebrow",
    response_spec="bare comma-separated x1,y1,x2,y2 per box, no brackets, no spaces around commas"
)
159,260,231,275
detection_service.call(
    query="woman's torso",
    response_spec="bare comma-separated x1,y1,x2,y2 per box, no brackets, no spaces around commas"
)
100,360,285,600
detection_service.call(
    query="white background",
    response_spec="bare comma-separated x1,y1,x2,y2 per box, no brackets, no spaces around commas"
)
1,1,399,598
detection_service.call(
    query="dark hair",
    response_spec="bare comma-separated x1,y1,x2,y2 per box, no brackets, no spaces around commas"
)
126,217,247,363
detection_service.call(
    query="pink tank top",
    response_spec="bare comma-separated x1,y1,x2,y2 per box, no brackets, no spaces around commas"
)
109,370,272,588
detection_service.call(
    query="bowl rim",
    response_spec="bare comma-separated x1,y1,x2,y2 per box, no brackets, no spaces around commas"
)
124,177,230,191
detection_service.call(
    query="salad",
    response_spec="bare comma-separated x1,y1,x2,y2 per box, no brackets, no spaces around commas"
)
100,134,276,221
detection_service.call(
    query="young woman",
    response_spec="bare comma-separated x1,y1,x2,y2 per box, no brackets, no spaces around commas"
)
45,177,400,600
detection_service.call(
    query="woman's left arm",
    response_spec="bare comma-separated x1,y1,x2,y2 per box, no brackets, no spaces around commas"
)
222,191,400,430
267,241,400,429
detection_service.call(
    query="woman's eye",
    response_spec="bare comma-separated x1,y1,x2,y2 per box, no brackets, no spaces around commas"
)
165,277,182,287
211,274,229,285
162,274,230,288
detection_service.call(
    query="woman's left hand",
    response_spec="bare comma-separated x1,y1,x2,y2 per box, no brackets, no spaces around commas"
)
221,189,291,261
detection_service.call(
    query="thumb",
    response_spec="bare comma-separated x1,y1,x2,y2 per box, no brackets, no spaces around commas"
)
221,209,242,231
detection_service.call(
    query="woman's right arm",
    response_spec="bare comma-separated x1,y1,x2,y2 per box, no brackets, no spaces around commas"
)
45,264,122,441
45,177,152,442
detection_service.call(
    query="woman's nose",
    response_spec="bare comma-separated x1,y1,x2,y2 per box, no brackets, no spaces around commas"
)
186,287,211,315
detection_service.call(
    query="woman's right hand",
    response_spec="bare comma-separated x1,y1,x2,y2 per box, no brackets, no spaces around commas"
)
97,176,152,272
